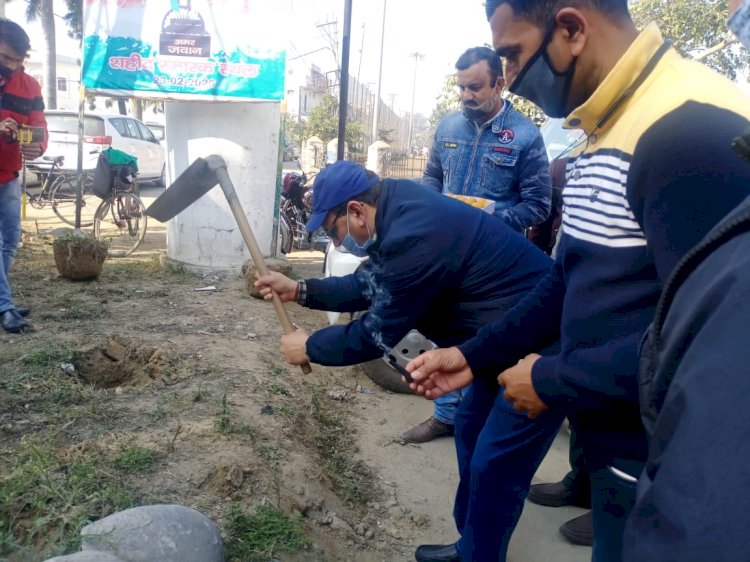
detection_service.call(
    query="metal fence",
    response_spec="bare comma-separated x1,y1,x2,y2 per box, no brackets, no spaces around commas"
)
384,154,428,179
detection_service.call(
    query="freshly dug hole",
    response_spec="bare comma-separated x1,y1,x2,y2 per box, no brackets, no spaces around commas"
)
73,335,174,388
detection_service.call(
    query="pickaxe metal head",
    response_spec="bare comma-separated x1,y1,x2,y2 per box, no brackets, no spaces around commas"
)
145,155,226,221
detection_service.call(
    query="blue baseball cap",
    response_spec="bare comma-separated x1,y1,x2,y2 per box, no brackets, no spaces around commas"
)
305,160,380,232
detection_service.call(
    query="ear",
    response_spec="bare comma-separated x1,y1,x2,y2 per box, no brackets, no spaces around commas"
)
554,8,588,58
495,76,506,92
347,201,366,222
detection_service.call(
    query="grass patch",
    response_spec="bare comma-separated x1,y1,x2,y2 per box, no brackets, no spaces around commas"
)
0,436,134,559
214,393,231,435
115,446,157,474
263,359,287,377
310,390,376,506
266,383,290,396
105,255,162,278
0,342,94,413
44,292,102,320
224,504,311,561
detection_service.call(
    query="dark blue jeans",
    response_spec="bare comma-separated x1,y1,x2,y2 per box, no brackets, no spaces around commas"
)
590,464,639,562
454,377,564,562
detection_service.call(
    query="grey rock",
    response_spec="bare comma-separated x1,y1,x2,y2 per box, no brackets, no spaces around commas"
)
44,552,124,562
329,515,353,533
79,504,224,562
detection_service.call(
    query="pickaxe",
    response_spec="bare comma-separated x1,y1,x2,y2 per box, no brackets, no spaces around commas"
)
146,155,313,374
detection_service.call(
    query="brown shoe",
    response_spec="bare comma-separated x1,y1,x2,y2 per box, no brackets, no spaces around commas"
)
401,417,454,443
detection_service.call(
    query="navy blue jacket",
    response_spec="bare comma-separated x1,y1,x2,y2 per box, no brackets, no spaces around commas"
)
623,195,750,562
304,179,553,366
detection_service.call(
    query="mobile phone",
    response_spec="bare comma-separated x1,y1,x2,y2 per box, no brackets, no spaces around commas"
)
18,126,45,144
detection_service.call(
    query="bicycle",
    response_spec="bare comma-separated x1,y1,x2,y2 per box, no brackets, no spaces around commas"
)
90,149,148,258
27,156,95,227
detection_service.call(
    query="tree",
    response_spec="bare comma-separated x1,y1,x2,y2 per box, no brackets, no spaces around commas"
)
429,73,546,135
25,0,57,109
297,94,367,150
428,74,460,131
630,0,750,80
62,0,82,39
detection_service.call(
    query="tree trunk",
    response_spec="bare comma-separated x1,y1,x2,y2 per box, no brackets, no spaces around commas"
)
41,0,57,109
131,98,143,121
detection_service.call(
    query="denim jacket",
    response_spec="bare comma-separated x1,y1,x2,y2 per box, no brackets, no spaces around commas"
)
422,101,551,231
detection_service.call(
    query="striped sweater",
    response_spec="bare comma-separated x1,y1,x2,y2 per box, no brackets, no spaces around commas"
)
0,68,47,183
459,24,750,469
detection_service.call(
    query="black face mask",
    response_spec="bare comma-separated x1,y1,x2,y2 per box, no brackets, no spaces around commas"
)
509,27,577,118
0,63,16,79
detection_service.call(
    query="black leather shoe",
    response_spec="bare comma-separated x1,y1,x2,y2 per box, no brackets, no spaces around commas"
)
1,309,27,333
15,307,30,317
415,543,460,562
527,480,591,508
559,510,594,546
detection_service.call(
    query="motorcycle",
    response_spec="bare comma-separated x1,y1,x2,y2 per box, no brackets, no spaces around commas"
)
279,171,328,254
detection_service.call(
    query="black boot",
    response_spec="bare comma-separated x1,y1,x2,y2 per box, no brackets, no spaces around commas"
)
415,543,460,562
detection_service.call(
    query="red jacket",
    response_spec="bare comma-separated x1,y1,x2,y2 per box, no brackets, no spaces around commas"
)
0,68,47,183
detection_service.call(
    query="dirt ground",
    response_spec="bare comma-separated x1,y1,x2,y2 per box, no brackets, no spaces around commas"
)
0,198,460,562
1,191,589,562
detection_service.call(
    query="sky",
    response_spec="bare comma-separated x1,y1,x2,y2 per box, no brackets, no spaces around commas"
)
287,0,493,116
6,0,493,118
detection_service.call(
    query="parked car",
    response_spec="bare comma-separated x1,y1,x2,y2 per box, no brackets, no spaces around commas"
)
146,122,166,146
28,111,166,186
540,117,586,161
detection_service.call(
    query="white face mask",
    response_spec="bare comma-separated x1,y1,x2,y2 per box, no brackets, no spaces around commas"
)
462,91,499,122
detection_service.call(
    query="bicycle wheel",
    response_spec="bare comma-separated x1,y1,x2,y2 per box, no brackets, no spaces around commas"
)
93,192,147,257
51,173,95,227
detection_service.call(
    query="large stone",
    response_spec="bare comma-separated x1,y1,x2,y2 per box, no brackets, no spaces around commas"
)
78,504,224,562
44,553,124,562
242,257,293,299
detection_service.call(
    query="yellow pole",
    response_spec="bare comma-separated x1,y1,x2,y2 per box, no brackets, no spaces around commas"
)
21,160,26,220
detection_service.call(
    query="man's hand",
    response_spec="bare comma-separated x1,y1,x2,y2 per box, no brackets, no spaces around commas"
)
498,353,548,418
19,142,42,160
729,0,741,16
0,117,17,137
405,347,474,399
280,328,310,366
255,271,298,302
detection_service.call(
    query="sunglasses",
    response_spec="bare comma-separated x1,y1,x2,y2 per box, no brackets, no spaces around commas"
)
323,211,344,239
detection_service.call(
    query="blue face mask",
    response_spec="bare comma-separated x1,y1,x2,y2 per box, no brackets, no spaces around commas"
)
509,27,576,119
341,213,374,257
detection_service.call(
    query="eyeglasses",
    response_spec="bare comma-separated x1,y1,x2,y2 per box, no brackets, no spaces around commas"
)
323,211,344,239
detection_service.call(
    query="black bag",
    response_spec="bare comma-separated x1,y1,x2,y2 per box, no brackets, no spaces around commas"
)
91,151,138,199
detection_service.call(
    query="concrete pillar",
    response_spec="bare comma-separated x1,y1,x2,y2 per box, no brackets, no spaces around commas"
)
326,138,348,164
163,102,280,270
301,136,325,172
366,140,390,176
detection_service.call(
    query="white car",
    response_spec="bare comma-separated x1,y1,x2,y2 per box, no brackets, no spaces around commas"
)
541,117,586,161
28,111,166,185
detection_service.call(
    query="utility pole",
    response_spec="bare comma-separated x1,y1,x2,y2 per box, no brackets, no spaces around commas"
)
371,0,387,144
407,52,424,153
337,0,353,161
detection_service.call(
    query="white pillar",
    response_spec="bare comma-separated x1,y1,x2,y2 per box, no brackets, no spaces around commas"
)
163,101,280,270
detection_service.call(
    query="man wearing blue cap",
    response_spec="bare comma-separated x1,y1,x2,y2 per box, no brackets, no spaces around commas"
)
256,159,552,369
256,161,565,562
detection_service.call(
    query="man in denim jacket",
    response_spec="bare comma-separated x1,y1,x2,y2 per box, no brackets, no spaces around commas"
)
402,46,552,444
423,46,551,232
